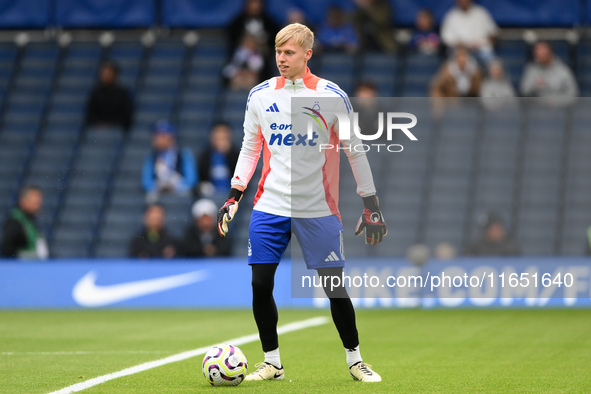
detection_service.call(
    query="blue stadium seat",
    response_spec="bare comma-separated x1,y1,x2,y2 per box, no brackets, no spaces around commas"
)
577,40,591,96
45,118,82,136
128,126,152,145
222,90,249,112
0,44,16,94
181,91,217,114
319,53,355,93
517,208,559,255
402,54,440,97
95,235,129,257
560,209,591,255
117,145,147,173
107,42,144,91
496,40,527,86
187,71,222,91
28,142,74,177
59,206,101,228
360,53,398,96
179,112,214,137
560,103,591,254
66,173,109,196
51,242,92,258
137,93,174,115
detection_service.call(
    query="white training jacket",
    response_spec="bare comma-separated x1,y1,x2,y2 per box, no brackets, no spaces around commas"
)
231,67,376,220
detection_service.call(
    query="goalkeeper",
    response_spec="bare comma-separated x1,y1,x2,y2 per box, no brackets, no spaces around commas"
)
217,23,386,383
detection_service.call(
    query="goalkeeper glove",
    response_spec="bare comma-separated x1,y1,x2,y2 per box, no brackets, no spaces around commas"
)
354,195,387,246
217,188,243,237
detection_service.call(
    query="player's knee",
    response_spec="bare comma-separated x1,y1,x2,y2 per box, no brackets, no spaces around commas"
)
251,274,274,297
251,263,278,297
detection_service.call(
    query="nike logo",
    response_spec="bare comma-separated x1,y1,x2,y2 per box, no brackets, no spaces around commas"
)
72,270,208,307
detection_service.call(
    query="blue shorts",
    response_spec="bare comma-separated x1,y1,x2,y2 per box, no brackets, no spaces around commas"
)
248,210,345,269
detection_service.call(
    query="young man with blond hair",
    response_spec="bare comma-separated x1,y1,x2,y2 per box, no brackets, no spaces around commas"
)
217,23,386,382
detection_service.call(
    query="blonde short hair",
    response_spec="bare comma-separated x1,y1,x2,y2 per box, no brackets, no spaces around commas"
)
275,23,314,50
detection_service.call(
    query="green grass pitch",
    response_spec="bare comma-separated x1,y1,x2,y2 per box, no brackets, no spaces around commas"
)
1,309,590,393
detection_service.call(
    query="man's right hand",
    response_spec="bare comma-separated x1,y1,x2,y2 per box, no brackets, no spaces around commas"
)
354,195,387,246
217,188,243,237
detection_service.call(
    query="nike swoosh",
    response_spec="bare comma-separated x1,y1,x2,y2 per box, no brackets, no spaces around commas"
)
72,270,208,307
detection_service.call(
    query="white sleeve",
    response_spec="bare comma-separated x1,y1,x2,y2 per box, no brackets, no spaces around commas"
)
330,92,377,197
341,134,377,197
230,98,263,191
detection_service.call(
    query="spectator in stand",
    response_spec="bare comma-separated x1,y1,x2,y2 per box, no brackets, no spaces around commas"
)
184,199,232,258
353,0,396,53
0,185,49,259
480,59,517,111
520,41,578,107
316,6,358,55
409,8,441,56
430,46,482,98
198,122,240,198
85,61,134,132
142,120,197,204
228,0,278,79
465,213,520,256
440,0,498,63
585,226,591,256
223,34,265,90
128,204,179,259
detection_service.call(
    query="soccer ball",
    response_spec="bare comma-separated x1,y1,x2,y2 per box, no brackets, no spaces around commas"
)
202,344,248,386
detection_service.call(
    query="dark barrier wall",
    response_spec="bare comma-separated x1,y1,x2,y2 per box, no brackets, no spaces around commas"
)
0,0,50,28
0,0,586,29
162,0,244,28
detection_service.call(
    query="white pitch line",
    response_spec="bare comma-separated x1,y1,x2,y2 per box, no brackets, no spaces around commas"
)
48,316,329,394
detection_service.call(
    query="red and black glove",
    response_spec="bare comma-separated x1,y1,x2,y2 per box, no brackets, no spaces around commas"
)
354,195,387,246
217,188,243,237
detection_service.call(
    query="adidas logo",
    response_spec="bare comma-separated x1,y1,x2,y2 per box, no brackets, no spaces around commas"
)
265,103,280,112
324,251,340,262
